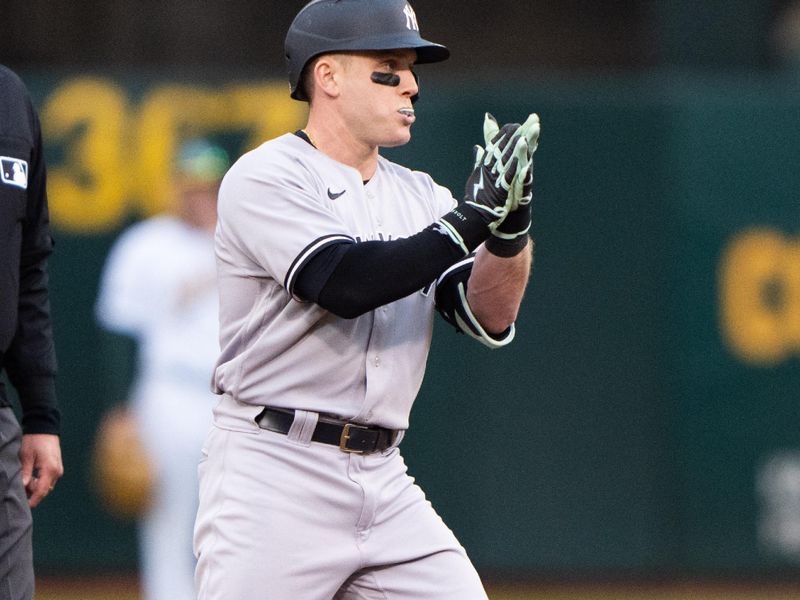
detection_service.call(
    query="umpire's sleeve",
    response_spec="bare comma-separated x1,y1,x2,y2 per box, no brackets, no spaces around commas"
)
5,93,60,435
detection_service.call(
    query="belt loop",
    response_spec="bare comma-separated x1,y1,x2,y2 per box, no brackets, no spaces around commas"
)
287,410,318,446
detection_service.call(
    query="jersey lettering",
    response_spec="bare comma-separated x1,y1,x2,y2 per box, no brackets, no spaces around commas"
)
354,232,393,243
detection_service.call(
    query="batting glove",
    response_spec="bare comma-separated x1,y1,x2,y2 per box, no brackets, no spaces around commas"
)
463,113,529,231
486,113,540,257
434,114,532,257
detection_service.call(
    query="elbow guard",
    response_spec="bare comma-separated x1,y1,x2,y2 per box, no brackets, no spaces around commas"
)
434,255,515,349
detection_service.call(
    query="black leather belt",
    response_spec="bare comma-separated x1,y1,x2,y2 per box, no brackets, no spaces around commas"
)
254,407,398,455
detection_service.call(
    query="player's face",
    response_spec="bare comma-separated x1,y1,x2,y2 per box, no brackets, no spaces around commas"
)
337,49,419,148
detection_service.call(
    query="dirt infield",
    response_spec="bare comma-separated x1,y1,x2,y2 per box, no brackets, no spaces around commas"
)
36,576,138,600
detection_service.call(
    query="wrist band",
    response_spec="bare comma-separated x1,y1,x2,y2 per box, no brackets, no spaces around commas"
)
484,233,529,257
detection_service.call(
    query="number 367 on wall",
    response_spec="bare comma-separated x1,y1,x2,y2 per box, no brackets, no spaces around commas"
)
41,77,307,234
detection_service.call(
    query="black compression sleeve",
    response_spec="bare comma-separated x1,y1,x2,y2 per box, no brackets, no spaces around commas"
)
294,225,471,319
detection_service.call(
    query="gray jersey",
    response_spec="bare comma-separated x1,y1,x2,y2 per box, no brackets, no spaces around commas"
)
213,133,456,430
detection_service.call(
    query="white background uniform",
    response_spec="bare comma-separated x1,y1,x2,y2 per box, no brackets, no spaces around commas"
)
96,216,219,600
194,133,489,599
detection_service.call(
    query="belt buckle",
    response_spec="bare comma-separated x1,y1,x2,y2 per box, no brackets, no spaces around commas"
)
339,423,369,453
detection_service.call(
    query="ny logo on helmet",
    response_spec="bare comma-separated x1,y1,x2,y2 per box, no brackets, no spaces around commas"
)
403,3,419,31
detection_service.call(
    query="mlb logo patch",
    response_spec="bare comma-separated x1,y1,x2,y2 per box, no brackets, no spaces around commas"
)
1,156,28,189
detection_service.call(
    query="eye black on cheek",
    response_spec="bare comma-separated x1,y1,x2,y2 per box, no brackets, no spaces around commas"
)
371,72,401,87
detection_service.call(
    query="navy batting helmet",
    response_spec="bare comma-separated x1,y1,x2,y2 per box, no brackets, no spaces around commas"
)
285,0,450,101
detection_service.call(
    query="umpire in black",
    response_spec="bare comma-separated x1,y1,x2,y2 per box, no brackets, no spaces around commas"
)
0,65,63,599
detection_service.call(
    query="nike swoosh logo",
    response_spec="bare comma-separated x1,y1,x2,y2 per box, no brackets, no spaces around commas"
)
327,188,346,200
472,170,484,198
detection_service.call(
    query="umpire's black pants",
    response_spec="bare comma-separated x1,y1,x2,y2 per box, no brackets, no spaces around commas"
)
0,408,33,600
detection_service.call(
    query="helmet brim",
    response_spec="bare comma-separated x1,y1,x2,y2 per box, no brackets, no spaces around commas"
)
289,37,449,100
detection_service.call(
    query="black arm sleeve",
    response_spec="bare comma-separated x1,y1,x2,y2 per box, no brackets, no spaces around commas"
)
3,75,60,435
294,223,470,319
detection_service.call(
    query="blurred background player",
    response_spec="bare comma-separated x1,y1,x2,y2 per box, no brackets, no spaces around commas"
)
0,63,64,600
94,138,229,600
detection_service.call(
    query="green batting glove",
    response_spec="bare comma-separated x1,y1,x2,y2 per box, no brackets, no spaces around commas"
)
483,112,500,148
463,115,528,229
485,113,540,257
483,112,538,168
518,113,540,157
435,114,531,256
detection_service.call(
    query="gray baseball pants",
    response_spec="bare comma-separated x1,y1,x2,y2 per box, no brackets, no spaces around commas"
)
0,408,34,600
194,395,488,600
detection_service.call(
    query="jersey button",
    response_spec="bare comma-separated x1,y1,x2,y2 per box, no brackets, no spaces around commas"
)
374,356,380,367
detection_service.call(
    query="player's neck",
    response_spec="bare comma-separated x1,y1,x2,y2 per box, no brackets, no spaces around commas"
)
303,120,379,181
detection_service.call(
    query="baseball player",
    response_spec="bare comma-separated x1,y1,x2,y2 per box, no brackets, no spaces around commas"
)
193,1,539,598
96,140,230,600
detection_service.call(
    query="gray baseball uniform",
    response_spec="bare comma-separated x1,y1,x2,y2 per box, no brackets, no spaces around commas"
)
193,133,497,599
213,133,457,429
192,3,538,597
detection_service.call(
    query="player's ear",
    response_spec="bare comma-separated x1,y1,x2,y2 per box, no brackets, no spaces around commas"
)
313,55,343,99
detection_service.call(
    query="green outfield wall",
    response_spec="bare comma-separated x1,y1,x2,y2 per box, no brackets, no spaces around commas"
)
15,71,800,576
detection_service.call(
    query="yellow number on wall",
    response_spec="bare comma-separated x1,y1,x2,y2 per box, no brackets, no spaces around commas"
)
719,229,800,365
41,77,308,233
42,79,131,233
